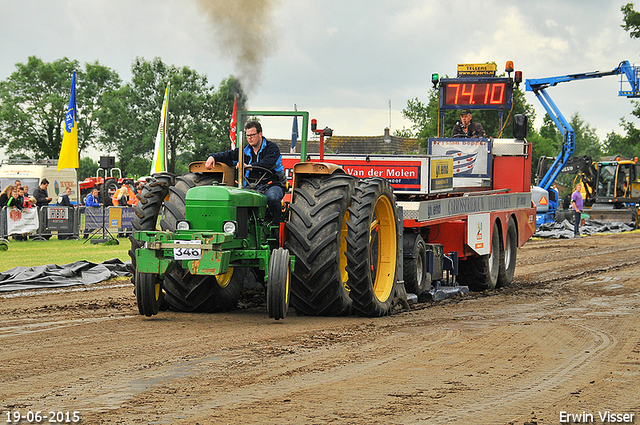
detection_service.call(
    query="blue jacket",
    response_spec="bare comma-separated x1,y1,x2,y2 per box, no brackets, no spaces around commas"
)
209,137,286,189
85,193,100,207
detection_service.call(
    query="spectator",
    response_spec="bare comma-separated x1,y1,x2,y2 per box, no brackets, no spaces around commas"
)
22,185,29,198
58,187,73,207
85,188,102,207
13,180,21,190
33,178,53,207
112,184,129,206
7,188,23,210
0,185,13,207
83,188,102,238
571,183,583,238
17,187,25,209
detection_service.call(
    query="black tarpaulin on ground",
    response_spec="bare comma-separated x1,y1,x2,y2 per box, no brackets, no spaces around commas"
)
0,258,131,292
535,219,636,239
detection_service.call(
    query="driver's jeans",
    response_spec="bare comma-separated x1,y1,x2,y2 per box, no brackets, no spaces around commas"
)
263,185,284,225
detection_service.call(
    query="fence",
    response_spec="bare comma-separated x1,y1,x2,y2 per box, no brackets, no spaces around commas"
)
0,205,136,241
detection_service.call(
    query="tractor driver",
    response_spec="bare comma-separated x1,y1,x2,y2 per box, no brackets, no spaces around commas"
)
205,121,287,225
451,109,486,138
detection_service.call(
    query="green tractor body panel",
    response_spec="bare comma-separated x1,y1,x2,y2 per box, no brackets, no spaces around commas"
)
134,184,275,277
185,185,267,232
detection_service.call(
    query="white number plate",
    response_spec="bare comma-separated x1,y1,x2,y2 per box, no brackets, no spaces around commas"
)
173,240,202,260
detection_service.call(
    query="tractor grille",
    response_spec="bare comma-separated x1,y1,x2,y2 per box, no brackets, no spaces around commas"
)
236,207,248,239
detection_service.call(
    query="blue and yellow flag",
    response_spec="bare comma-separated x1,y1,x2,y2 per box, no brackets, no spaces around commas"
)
150,82,170,175
57,72,79,171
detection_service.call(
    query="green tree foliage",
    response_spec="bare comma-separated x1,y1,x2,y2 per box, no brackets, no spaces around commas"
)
622,3,640,38
78,156,99,181
0,56,121,160
96,57,246,176
571,113,602,159
614,4,640,158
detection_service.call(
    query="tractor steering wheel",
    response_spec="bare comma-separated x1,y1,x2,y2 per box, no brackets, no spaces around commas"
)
243,165,274,190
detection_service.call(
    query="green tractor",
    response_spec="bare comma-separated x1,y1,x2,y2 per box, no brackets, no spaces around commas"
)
129,111,402,320
133,161,292,320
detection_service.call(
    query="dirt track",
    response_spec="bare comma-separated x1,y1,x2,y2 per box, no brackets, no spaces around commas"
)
1,232,640,425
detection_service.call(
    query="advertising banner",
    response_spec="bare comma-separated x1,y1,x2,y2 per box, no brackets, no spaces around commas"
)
6,207,39,235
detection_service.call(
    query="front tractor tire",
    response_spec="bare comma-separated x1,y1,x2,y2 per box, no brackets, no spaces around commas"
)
345,178,400,317
136,270,163,317
267,248,291,320
285,173,357,316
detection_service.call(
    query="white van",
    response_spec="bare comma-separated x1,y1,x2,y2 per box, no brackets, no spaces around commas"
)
0,159,79,205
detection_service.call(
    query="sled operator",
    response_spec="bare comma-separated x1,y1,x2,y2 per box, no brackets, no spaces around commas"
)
451,108,486,138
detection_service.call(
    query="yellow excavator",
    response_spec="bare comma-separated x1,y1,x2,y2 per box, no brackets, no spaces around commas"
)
550,155,640,225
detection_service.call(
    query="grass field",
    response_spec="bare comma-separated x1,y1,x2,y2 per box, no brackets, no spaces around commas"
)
1,236,131,272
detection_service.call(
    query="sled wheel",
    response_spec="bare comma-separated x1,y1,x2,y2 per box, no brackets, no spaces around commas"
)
403,233,429,295
497,217,518,287
459,220,501,291
267,248,291,320
135,270,162,317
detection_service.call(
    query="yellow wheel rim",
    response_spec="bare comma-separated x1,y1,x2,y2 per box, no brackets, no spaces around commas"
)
340,209,350,290
215,267,234,288
154,282,161,301
371,195,396,302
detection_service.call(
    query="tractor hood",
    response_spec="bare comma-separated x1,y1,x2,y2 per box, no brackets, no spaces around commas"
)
184,185,267,232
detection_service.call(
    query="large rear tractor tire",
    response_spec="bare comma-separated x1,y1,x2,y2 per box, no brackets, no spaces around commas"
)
285,173,356,316
403,233,429,295
267,248,291,320
128,173,175,278
458,220,502,291
345,178,400,317
497,217,517,288
162,266,246,313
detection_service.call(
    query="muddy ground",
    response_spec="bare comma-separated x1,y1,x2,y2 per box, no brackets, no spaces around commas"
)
1,232,639,425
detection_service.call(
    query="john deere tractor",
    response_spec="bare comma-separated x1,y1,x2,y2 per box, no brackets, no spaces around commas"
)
132,161,292,320
129,110,402,321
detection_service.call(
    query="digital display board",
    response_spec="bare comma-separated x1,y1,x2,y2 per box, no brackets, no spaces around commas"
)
439,78,512,109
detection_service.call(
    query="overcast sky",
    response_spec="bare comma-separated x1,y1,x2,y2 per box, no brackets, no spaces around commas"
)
1,0,639,159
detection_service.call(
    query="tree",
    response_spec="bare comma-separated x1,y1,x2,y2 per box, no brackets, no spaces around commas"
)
96,57,246,176
0,56,121,160
571,113,602,159
616,4,640,158
78,156,98,181
622,3,640,38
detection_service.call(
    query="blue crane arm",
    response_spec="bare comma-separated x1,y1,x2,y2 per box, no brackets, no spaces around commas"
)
525,60,640,191
525,61,640,95
530,89,574,190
